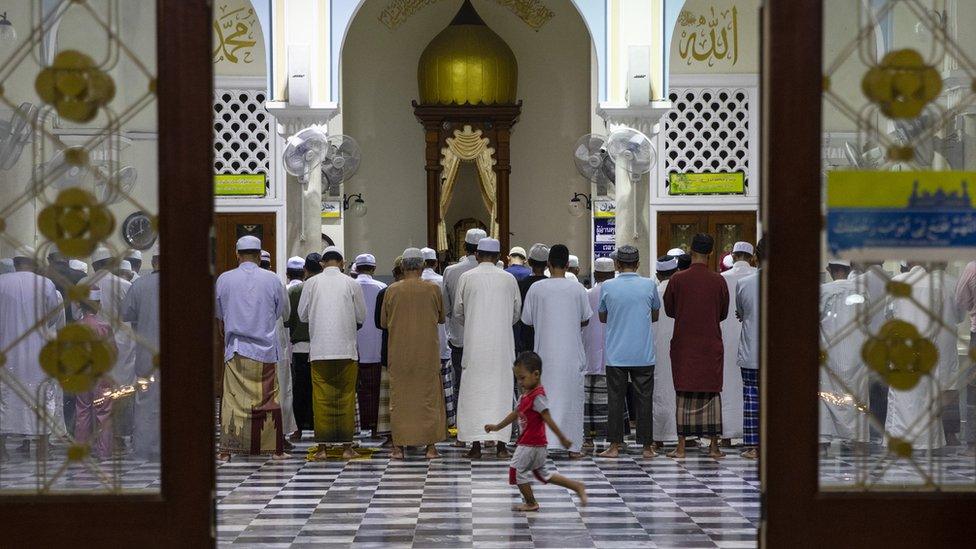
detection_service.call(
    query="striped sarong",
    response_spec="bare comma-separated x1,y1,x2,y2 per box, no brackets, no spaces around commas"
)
311,359,358,443
741,369,759,446
676,391,722,437
441,359,456,427
220,354,284,455
584,375,608,439
375,367,391,436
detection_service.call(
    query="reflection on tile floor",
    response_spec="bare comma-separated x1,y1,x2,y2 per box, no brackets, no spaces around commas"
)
216,440,761,548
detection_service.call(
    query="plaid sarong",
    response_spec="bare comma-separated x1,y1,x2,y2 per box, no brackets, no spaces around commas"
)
741,369,759,447
375,367,391,436
441,359,456,427
585,375,609,439
676,391,722,437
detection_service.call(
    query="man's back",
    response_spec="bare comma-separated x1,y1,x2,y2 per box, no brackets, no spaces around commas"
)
599,272,660,367
216,262,286,363
455,263,521,356
442,256,478,346
298,267,366,361
663,263,729,392
355,274,387,363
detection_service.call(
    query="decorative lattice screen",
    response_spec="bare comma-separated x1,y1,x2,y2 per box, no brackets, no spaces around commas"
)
663,87,750,191
213,89,271,176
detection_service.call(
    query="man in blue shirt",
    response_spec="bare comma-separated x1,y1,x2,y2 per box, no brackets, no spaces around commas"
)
597,245,660,458
216,235,290,461
504,246,532,281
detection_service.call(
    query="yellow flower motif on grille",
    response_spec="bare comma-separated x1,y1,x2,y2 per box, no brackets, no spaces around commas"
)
37,188,114,258
861,319,937,391
67,443,90,461
39,324,116,394
888,437,913,458
35,51,115,123
862,49,942,119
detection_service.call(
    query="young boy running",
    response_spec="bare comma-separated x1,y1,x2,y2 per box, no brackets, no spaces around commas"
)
485,351,588,511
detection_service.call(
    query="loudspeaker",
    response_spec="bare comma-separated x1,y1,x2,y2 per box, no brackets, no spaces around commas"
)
288,45,311,107
626,46,651,106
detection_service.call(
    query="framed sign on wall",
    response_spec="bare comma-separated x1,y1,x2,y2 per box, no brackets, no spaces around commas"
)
214,173,267,197
669,172,746,195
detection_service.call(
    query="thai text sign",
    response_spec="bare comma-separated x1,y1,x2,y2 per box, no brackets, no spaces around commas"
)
669,172,745,195
594,217,615,258
215,174,266,196
827,171,976,259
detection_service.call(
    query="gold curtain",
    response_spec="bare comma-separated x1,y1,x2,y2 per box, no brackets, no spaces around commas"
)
437,125,498,251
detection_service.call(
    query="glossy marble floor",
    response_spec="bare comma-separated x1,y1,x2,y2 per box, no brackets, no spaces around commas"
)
216,439,761,549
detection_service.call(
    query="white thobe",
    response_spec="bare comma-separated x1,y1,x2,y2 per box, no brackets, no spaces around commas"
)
442,255,478,348
653,278,678,441
122,271,161,458
719,262,757,439
276,281,296,434
355,274,387,364
819,279,871,443
0,272,66,436
84,270,136,387
297,267,367,362
582,283,605,375
884,267,962,450
422,268,451,360
521,278,592,452
454,262,521,443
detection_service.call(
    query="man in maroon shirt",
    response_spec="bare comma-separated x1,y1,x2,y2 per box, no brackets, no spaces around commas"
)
663,233,729,459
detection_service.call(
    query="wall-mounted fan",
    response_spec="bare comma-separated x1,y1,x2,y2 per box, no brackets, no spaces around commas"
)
573,133,615,194
843,141,882,170
32,148,90,193
94,164,138,204
321,134,361,197
282,125,329,185
606,127,655,239
0,103,37,170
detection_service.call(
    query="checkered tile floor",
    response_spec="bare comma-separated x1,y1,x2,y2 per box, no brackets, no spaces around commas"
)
216,440,761,549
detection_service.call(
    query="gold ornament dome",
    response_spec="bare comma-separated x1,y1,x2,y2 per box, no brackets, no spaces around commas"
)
417,0,518,105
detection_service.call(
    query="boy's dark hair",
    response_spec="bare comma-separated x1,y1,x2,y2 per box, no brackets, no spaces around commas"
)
548,244,569,269
514,351,543,374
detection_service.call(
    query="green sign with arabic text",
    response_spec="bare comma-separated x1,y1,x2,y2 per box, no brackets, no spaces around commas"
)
215,174,266,197
669,172,745,195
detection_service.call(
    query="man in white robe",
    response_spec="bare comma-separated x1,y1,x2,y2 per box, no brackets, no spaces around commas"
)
354,253,387,435
719,242,757,443
819,260,871,451
582,257,614,447
421,247,455,427
883,263,962,451
521,245,592,457
850,262,890,443
122,244,161,459
454,237,521,459
0,247,66,457
260,256,297,441
653,256,679,446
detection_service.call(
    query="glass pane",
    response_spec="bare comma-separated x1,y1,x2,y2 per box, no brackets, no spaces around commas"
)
0,0,160,493
820,0,976,490
670,222,698,253
715,223,742,258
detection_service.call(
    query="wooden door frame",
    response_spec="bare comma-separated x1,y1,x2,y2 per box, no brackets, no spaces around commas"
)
0,1,214,545
215,212,278,275
656,210,758,271
762,1,976,546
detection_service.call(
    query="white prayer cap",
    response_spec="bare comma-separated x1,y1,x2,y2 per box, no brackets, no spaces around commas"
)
69,259,88,273
509,246,527,258
120,260,133,272
0,258,13,274
14,246,36,260
666,247,684,257
350,262,358,274
260,250,271,262
126,250,142,261
732,241,754,255
322,245,343,258
421,247,437,261
594,257,615,273
287,256,305,270
402,247,423,260
656,257,679,272
236,235,261,251
528,243,550,262
722,254,734,269
91,247,112,264
464,228,488,245
477,238,501,253
355,253,376,267
828,259,852,268
568,255,580,268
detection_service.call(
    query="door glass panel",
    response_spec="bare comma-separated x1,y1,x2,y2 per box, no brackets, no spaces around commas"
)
0,0,160,493
820,0,975,490
714,223,742,259
670,222,699,253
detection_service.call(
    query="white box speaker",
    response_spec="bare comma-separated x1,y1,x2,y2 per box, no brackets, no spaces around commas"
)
627,46,651,106
288,45,311,107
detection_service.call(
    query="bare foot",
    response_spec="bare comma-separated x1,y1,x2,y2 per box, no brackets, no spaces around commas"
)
391,447,404,460
569,451,585,460
271,452,291,461
652,441,664,452
465,446,482,459
313,449,329,460
380,436,393,448
642,447,658,459
513,503,540,512
597,445,620,458
709,449,726,459
341,447,359,460
451,440,466,448
496,445,511,459
425,446,441,459
574,483,588,506
582,439,594,449
740,448,758,459
216,452,231,462
666,448,685,459
720,438,732,448
288,430,302,442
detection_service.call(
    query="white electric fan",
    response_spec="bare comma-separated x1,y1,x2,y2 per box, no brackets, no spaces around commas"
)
321,134,362,197
606,127,655,239
31,148,90,194
0,102,37,170
94,164,138,204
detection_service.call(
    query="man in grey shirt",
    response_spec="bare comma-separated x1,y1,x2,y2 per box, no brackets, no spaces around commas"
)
734,238,762,459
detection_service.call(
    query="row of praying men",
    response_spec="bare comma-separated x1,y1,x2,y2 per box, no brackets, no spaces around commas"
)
213,228,768,462
0,245,161,462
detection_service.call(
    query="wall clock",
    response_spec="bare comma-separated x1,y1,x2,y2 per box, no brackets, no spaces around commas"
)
122,211,157,250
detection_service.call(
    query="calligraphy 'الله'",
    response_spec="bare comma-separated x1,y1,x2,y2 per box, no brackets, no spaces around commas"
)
678,5,738,67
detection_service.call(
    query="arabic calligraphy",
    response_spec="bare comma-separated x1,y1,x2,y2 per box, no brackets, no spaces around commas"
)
678,5,738,67
378,0,554,31
213,1,258,65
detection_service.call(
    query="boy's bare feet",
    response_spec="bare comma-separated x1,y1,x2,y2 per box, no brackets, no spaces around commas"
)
425,445,440,459
496,442,511,459
574,482,588,506
465,442,482,459
513,503,540,512
597,443,621,458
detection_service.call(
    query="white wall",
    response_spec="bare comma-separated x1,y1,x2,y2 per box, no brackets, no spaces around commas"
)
340,0,594,270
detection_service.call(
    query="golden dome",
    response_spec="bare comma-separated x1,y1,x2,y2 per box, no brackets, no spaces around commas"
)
417,0,518,105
